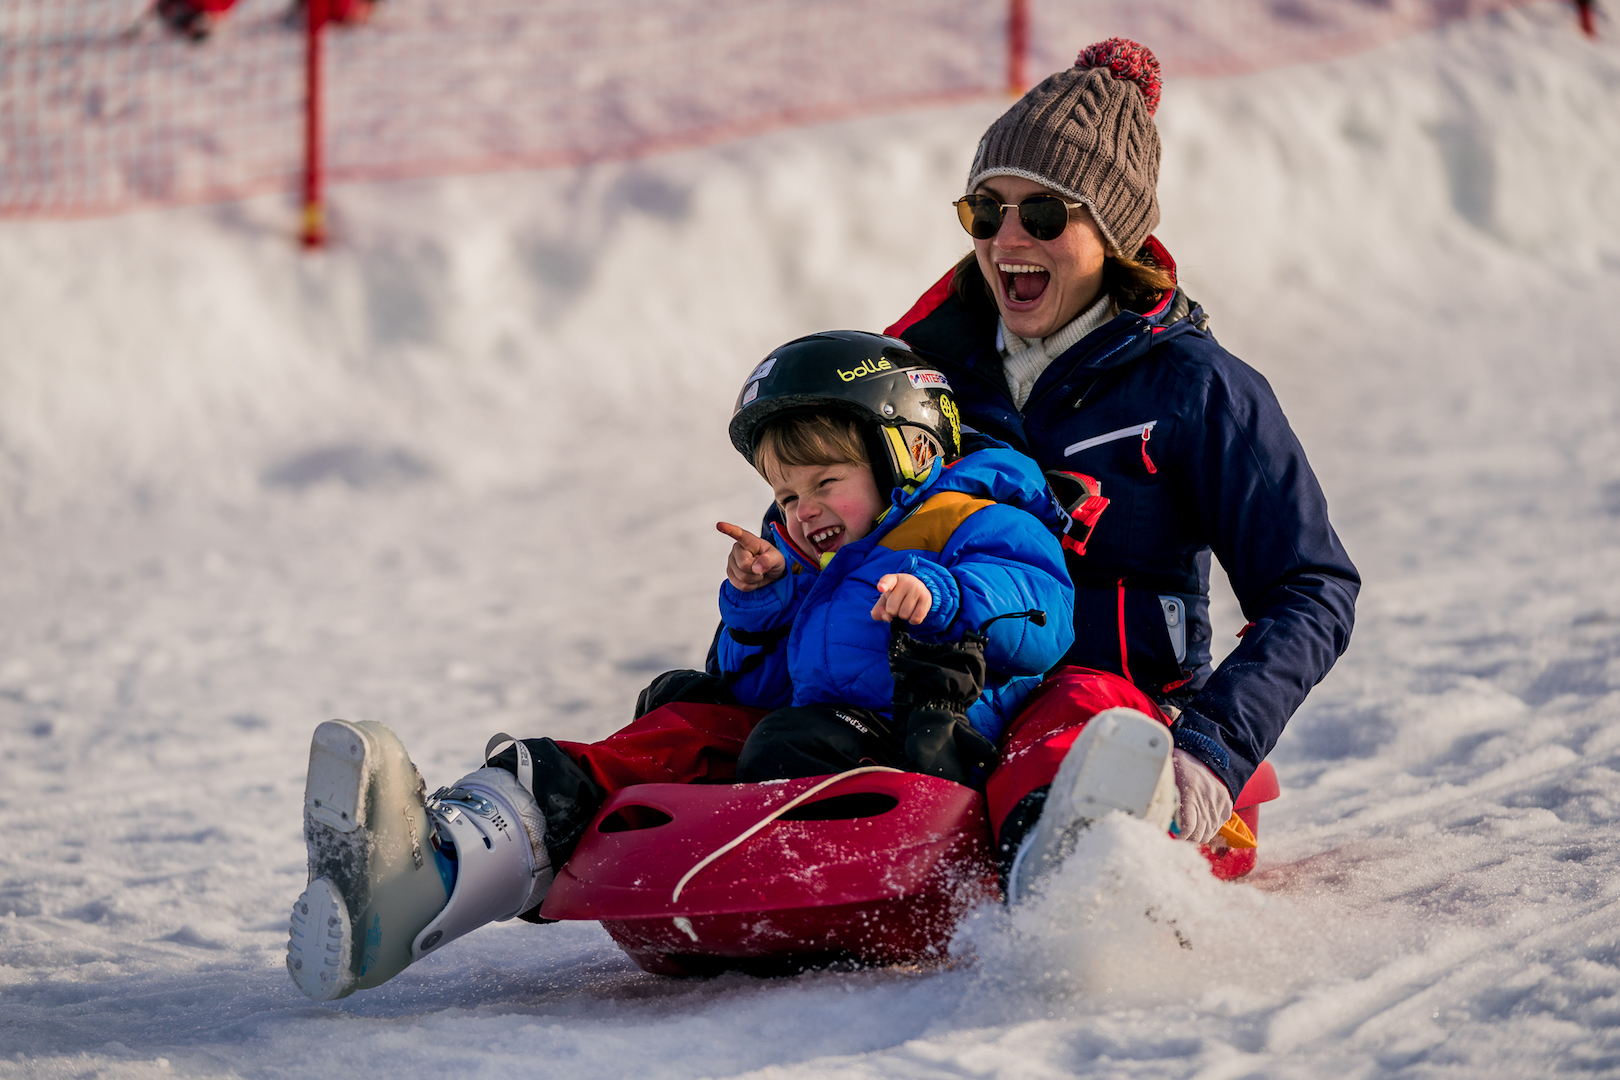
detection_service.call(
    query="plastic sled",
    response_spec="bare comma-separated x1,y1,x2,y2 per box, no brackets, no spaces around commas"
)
542,760,1282,976
540,768,998,975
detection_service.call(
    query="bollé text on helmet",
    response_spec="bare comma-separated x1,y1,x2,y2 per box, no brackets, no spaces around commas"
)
837,358,893,382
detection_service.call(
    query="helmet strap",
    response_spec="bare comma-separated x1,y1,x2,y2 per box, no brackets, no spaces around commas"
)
881,427,922,486
860,426,904,497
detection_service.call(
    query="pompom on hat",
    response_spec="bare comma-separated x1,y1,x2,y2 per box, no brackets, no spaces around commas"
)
966,37,1163,258
1076,37,1162,115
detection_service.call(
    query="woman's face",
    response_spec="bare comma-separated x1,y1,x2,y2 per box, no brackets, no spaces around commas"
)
972,176,1108,341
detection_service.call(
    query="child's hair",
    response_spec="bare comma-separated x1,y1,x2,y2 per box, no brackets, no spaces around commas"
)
753,412,870,478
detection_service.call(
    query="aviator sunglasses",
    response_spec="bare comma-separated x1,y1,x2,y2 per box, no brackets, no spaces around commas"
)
953,192,1085,242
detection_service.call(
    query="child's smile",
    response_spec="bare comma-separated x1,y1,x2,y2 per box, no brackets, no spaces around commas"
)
806,523,845,552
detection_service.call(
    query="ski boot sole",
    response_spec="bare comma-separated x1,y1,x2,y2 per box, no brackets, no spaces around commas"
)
288,876,355,1001
305,719,371,834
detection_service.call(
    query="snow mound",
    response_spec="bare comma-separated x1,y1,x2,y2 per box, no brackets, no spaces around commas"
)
958,816,1312,1012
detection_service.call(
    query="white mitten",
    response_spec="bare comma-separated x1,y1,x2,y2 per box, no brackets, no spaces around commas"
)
1171,748,1232,844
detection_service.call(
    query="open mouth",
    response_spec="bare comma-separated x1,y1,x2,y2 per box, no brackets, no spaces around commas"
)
998,262,1050,305
807,524,845,553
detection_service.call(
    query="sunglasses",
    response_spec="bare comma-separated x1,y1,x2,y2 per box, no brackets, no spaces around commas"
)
953,193,1085,242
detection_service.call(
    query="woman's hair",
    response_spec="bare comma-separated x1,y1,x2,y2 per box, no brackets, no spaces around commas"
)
1102,246,1177,312
949,228,1176,317
753,412,869,479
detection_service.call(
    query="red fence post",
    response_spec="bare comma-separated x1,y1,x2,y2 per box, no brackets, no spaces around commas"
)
1575,0,1598,38
1008,0,1029,95
302,0,327,249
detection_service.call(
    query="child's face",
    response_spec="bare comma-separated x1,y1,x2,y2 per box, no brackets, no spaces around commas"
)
760,454,886,560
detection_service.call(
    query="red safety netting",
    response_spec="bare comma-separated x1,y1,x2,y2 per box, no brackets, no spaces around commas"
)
0,0,1548,220
1027,0,1547,76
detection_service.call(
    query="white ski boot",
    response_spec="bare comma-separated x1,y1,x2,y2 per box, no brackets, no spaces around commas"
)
287,721,552,1001
1006,707,1178,904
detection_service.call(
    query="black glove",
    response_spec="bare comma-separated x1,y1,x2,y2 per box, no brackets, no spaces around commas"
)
633,669,737,719
635,623,793,719
888,625,998,785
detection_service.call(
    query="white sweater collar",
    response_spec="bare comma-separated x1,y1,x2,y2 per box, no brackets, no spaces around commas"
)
997,292,1114,411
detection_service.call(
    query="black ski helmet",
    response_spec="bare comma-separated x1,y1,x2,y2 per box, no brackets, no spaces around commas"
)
729,330,963,492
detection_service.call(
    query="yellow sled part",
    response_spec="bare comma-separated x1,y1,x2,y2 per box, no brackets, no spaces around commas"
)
1217,812,1257,850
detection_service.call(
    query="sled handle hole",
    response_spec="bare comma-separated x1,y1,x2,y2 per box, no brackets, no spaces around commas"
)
777,792,899,822
598,805,674,833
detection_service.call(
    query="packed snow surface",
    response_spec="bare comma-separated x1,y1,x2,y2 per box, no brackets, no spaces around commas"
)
4,5,1620,1077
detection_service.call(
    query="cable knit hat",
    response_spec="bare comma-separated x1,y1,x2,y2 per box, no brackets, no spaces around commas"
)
966,38,1163,258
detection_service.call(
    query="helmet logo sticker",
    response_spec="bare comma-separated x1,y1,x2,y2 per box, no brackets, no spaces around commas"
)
939,395,962,454
745,357,777,383
837,358,893,382
906,370,951,390
741,382,760,405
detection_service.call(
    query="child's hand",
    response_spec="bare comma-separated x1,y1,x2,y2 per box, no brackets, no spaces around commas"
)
870,573,933,625
717,521,786,591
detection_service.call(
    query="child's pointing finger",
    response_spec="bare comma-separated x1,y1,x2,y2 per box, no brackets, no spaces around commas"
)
719,521,785,590
717,520,767,552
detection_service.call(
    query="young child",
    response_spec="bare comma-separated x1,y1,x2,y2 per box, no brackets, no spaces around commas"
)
712,329,1075,784
285,330,1074,1002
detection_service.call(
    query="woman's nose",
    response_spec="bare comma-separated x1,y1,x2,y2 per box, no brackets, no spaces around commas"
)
995,208,1033,246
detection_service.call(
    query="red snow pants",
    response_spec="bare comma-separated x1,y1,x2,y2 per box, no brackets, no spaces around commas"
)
552,666,1157,843
982,666,1168,839
552,701,768,794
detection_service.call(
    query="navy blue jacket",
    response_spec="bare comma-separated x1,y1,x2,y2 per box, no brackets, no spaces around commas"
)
717,446,1075,743
885,244,1359,798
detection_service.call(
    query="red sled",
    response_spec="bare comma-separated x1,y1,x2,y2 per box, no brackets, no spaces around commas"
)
540,768,998,975
541,760,1280,976
1204,759,1281,881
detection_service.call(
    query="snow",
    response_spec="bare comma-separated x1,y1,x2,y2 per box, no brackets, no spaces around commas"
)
4,4,1620,1076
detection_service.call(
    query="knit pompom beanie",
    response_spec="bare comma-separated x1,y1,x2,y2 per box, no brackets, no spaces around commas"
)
966,38,1163,258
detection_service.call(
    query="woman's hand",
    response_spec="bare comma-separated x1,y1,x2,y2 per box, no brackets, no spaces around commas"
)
1171,749,1233,844
718,521,786,592
870,573,933,625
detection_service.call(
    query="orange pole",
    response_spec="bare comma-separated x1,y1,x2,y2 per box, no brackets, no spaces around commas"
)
301,0,326,248
1008,0,1029,95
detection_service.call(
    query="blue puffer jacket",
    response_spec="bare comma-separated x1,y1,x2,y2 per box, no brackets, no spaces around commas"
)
717,445,1075,743
885,241,1360,799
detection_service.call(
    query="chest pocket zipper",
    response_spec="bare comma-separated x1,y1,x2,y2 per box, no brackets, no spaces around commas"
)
1063,420,1158,458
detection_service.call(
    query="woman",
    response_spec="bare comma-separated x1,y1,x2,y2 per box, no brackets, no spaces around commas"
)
884,38,1358,893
